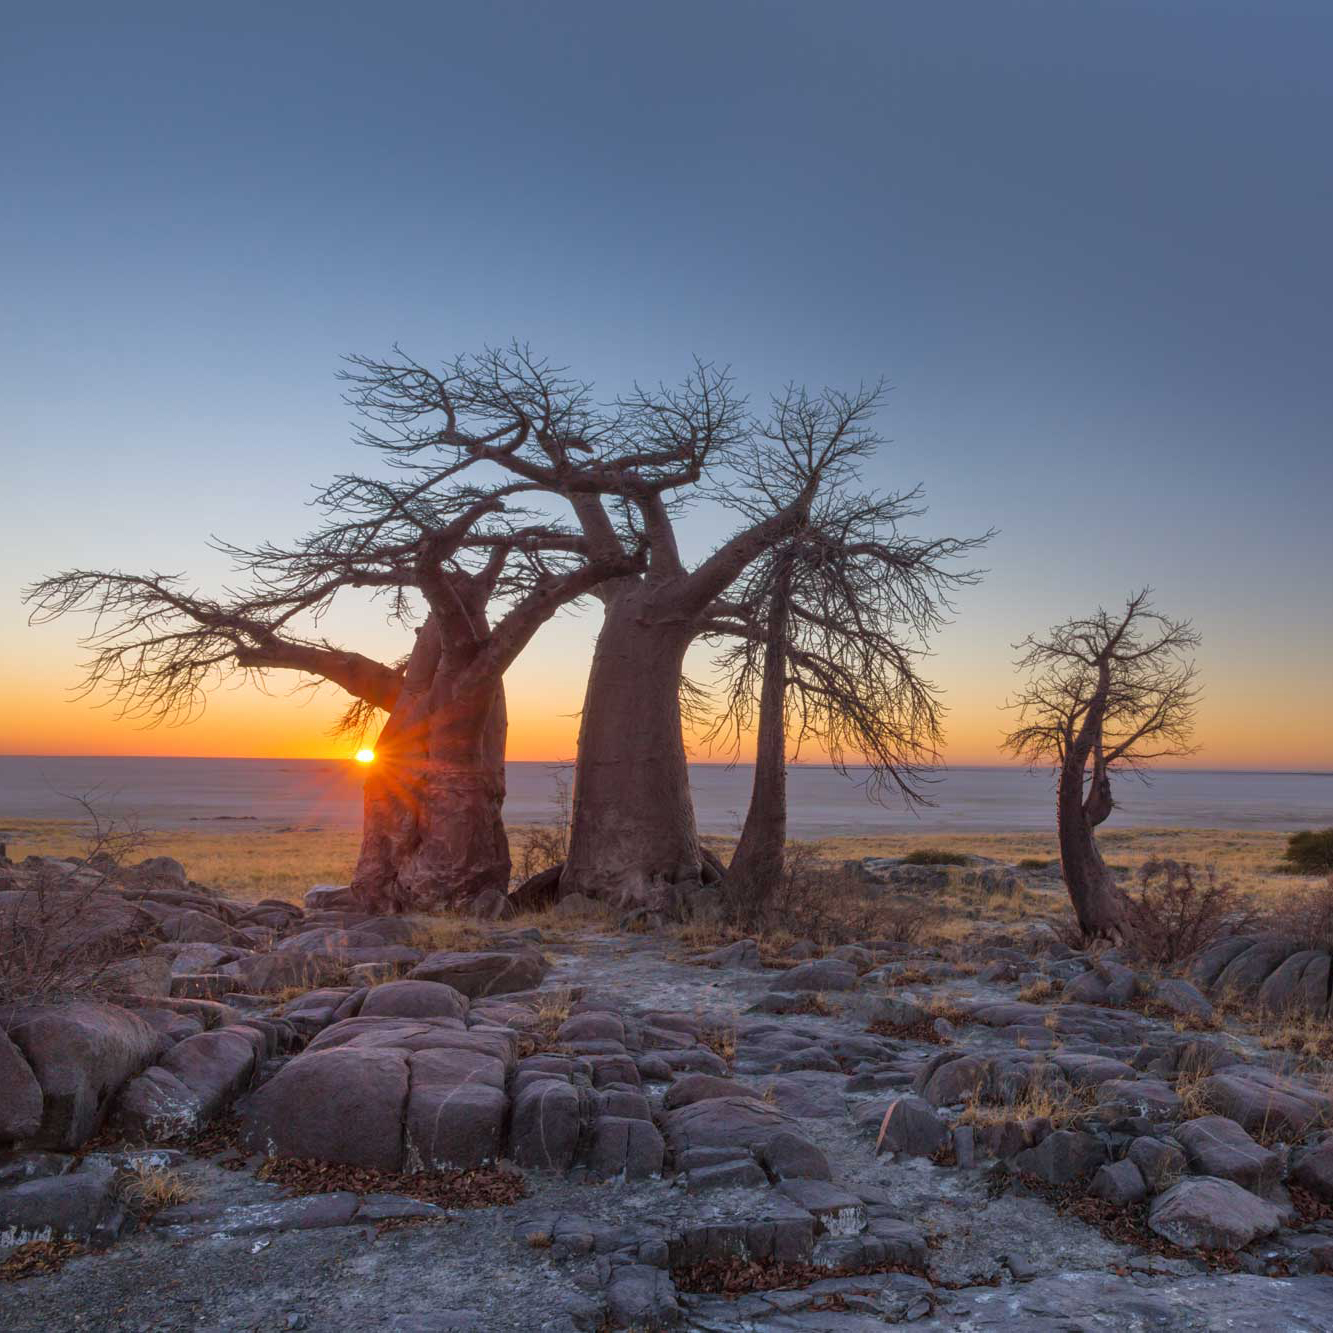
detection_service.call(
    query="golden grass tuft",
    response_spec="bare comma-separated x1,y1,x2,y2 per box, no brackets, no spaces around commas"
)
954,1068,1094,1129
116,1163,197,1214
1016,977,1061,1004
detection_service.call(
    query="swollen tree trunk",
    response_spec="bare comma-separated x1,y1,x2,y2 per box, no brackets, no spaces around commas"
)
1057,755,1132,940
725,564,792,914
561,586,700,908
351,619,511,913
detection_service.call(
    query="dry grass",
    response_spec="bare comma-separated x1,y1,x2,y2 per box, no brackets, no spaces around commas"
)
1017,977,1062,1004
117,1163,197,1214
955,1068,1095,1129
699,1015,739,1064
534,987,574,1031
4,820,1319,934
1173,1068,1213,1120
1254,1011,1333,1065
925,996,973,1027
513,987,576,1056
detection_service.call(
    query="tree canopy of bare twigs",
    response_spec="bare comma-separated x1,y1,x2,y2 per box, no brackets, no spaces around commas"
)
705,487,991,804
1003,589,1202,940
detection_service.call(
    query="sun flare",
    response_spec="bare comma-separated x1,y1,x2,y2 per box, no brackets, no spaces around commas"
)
354,749,375,764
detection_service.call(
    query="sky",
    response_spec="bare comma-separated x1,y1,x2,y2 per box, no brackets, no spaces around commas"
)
2,1,1330,770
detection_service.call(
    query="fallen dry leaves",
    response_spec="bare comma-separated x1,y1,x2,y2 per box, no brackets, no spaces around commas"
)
254,1157,527,1209
0,1240,85,1283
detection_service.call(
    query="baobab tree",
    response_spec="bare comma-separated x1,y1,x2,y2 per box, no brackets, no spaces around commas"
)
340,347,893,908
1002,590,1201,940
26,465,642,913
704,488,988,911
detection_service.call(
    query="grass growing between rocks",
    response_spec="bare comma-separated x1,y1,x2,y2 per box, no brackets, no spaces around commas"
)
956,1078,1097,1131
116,1163,197,1217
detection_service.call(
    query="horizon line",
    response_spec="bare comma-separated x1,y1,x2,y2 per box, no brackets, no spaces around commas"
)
1,752,1329,778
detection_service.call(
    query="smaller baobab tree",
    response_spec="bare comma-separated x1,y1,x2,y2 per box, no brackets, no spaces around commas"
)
1002,590,1201,941
704,487,989,915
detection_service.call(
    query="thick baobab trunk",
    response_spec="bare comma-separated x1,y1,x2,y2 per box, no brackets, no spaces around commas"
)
725,566,792,914
1057,759,1132,940
351,621,511,913
561,590,700,908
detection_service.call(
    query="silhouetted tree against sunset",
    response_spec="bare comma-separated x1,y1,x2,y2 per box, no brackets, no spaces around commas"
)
1003,591,1201,941
340,349,902,909
704,488,988,916
25,398,643,912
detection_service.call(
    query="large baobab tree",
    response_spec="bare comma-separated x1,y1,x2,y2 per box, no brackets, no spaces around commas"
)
704,489,989,910
26,466,642,913
342,347,895,908
1002,590,1201,940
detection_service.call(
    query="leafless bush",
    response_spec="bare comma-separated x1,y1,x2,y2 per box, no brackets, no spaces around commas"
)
0,796,149,1007
512,770,572,883
877,900,930,944
1127,858,1258,967
720,841,927,945
1267,876,1333,953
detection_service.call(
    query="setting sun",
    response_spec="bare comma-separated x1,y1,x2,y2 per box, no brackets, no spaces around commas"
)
354,749,375,764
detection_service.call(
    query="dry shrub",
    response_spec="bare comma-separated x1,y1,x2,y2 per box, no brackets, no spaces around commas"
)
699,1021,738,1064
1267,877,1333,953
511,769,572,883
1128,859,1258,967
0,800,151,1007
878,900,930,944
719,841,931,945
1279,829,1333,876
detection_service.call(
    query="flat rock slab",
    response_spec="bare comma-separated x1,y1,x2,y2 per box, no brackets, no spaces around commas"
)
152,1192,361,1238
408,950,549,998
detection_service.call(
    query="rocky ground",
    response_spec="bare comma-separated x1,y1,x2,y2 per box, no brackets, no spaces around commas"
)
3,855,1333,1330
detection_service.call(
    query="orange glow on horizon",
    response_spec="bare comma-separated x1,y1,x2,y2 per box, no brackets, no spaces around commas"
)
1,658,1327,772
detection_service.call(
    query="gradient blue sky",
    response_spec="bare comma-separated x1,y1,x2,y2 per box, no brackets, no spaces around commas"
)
3,1,1330,765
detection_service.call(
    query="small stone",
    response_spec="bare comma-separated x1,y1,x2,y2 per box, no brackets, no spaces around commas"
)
1088,1158,1147,1206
